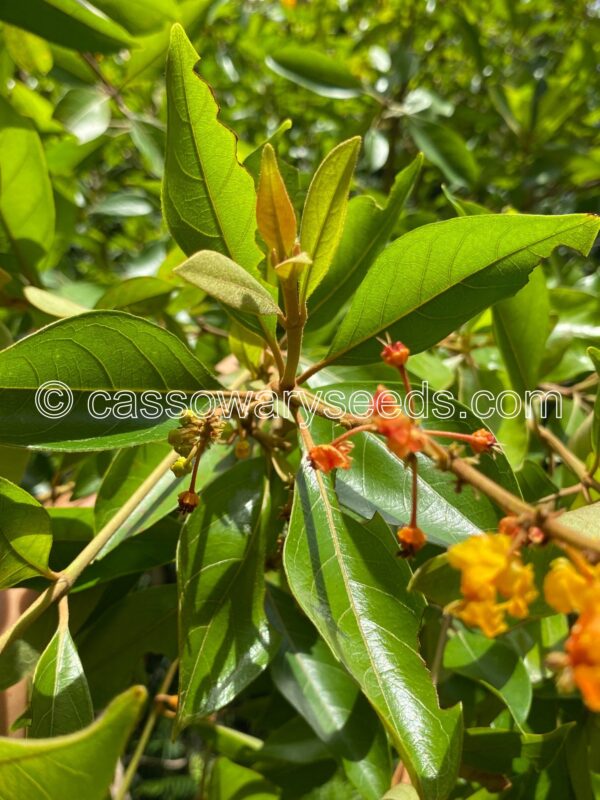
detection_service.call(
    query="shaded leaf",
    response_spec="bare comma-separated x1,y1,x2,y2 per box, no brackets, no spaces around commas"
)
177,459,277,726
444,629,532,727
0,477,52,589
267,46,363,99
268,585,391,799
30,615,93,737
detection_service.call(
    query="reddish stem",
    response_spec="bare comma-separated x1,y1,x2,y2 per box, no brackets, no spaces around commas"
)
331,424,377,447
410,455,418,528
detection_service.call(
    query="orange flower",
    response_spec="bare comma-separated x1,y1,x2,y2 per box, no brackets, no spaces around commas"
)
381,340,410,368
397,525,426,557
566,606,600,711
446,533,537,637
371,386,426,459
308,442,353,473
469,428,497,454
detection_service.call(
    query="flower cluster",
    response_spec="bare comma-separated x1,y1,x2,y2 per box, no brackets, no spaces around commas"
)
168,409,224,514
371,386,427,459
446,533,538,637
544,552,600,710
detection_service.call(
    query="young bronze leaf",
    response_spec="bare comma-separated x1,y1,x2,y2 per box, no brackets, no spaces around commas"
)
257,143,297,263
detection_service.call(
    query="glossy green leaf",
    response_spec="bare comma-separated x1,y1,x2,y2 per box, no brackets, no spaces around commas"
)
326,214,600,366
91,192,153,217
79,586,177,707
493,267,551,394
163,24,262,273
300,137,361,300
130,118,165,177
0,477,53,589
444,629,532,727
0,686,145,799
177,459,277,727
0,96,54,279
307,155,423,330
0,310,217,451
175,251,282,316
54,89,110,144
267,46,363,99
0,0,134,53
407,117,479,188
268,586,391,799
284,456,462,800
30,616,93,737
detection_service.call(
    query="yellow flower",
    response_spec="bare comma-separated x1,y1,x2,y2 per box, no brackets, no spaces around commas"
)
544,556,600,614
446,533,537,637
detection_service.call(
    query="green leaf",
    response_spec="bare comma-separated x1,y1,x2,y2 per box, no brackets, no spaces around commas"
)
444,629,532,727
300,137,361,300
175,251,282,316
3,25,53,74
30,616,93,737
555,501,600,542
493,267,551,394
163,24,262,273
381,788,420,800
0,477,52,588
89,0,179,36
284,456,462,800
267,46,363,99
325,214,600,366
208,757,280,800
0,96,55,279
130,118,165,177
0,310,217,451
462,724,573,775
95,277,172,311
406,117,479,188
54,89,111,144
79,586,177,707
409,554,460,607
177,459,277,727
0,0,134,53
267,586,391,799
0,686,145,799
24,286,88,318
588,347,600,455
307,156,423,331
